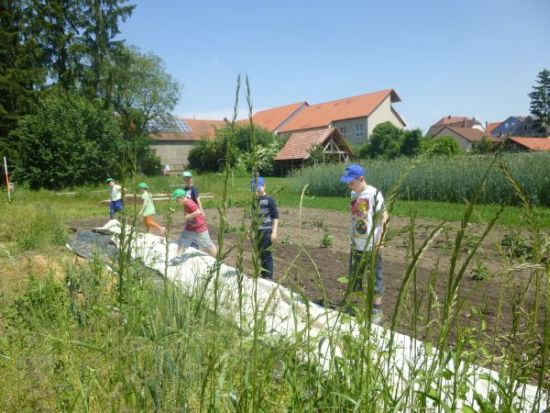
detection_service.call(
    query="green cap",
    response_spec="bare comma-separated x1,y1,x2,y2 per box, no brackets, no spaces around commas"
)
182,171,193,178
171,188,187,199
105,178,114,183
137,182,149,189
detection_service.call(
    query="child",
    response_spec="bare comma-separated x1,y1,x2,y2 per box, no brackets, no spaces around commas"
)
170,188,217,263
251,176,279,280
339,164,388,323
138,182,165,234
106,178,123,219
182,171,204,215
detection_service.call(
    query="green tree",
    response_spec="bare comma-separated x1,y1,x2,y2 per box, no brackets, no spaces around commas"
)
110,46,180,135
80,0,135,101
423,136,462,157
471,136,496,154
12,93,123,189
365,121,403,159
188,125,279,174
33,0,84,92
528,69,550,136
400,129,423,157
0,0,47,150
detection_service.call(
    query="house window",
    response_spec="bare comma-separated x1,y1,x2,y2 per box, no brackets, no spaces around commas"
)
339,126,346,135
355,123,364,137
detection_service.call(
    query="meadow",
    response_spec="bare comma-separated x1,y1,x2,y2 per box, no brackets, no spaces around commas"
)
0,160,549,411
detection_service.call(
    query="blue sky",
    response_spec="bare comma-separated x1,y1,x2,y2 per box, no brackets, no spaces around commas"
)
119,0,550,132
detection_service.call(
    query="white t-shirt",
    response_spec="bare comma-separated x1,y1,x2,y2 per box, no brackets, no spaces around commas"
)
349,185,385,251
110,184,122,202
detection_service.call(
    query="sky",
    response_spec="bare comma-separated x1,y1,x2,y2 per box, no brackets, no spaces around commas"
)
119,0,550,133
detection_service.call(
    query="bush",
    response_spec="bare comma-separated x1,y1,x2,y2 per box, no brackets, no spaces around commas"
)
12,93,124,189
423,136,462,157
188,124,279,174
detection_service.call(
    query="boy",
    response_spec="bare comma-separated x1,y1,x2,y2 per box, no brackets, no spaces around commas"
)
137,182,165,234
339,164,388,322
182,171,204,215
106,178,123,219
170,188,217,263
251,177,279,280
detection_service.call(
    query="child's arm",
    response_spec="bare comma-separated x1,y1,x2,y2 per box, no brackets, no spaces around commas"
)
184,209,202,221
271,219,279,241
139,196,146,216
196,196,205,215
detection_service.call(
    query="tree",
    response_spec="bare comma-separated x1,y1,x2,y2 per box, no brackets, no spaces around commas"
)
110,46,181,135
400,129,423,157
188,125,279,174
12,93,123,189
365,121,403,159
423,136,462,157
528,69,550,136
80,0,135,101
471,136,496,154
0,0,47,149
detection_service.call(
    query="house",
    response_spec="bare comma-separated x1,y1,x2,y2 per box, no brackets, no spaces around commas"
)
485,121,502,135
148,116,226,171
251,102,307,133
431,126,496,151
505,137,550,152
426,116,484,137
275,128,352,172
275,89,406,146
491,116,542,138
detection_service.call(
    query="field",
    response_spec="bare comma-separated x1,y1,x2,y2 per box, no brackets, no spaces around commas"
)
0,171,549,411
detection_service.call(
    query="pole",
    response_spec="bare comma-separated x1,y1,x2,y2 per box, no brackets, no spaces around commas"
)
3,156,11,203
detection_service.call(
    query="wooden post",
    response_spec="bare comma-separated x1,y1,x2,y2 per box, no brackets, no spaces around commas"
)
3,156,11,203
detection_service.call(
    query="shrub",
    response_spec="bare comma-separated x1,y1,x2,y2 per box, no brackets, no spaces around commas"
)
12,93,124,189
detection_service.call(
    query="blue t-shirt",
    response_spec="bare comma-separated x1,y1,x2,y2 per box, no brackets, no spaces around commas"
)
184,185,199,204
254,195,278,232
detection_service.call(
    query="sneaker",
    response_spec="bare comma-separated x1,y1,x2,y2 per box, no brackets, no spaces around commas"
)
371,309,384,325
169,256,183,265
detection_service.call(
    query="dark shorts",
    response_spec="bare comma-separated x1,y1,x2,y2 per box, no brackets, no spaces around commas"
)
348,249,383,294
109,199,123,217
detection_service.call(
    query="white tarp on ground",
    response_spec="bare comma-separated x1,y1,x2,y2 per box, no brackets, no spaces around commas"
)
101,220,548,412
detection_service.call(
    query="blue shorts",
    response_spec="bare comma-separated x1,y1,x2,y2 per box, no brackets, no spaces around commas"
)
348,249,383,294
109,199,123,218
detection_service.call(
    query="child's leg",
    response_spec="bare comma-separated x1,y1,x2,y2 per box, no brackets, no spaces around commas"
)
144,216,164,233
196,231,217,257
143,216,151,232
259,231,273,279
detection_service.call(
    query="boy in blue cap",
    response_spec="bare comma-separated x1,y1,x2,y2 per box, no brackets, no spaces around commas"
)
339,164,388,323
251,176,279,280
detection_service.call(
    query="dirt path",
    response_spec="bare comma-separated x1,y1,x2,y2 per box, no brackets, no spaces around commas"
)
70,207,547,353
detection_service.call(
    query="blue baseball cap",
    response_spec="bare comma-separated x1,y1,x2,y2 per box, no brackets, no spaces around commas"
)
250,177,265,192
339,164,366,183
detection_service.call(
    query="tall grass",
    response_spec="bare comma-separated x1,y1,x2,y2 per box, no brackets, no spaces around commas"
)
289,153,550,206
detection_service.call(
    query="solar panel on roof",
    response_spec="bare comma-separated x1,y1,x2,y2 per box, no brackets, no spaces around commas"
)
145,115,192,133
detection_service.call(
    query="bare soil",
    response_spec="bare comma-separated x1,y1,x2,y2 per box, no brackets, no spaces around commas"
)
69,207,547,356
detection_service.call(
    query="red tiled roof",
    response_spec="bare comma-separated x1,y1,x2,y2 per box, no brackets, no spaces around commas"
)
436,126,495,142
508,137,550,151
278,89,401,133
149,118,226,142
486,121,501,134
275,128,352,161
427,116,482,136
252,102,307,132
